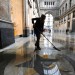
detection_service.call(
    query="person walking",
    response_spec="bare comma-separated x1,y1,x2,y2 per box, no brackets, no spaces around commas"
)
32,14,46,50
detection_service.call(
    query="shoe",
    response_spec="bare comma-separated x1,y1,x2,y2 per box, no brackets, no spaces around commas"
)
34,48,38,52
34,47,41,52
37,47,41,50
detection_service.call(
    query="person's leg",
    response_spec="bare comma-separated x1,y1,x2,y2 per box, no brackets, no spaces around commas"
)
34,29,41,50
35,34,41,49
37,34,40,47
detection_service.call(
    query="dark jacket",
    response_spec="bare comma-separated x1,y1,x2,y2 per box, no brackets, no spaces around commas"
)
32,17,44,34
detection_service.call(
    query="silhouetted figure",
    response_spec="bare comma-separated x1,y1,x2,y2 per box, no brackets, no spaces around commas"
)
32,14,46,50
66,29,69,34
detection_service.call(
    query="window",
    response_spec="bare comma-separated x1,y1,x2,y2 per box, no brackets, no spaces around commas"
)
73,11,75,18
68,14,71,20
49,2,50,5
53,2,55,5
44,2,46,5
47,2,48,5
64,17,66,22
65,3,67,11
44,1,55,6
60,10,61,15
69,0,72,7
62,7,64,13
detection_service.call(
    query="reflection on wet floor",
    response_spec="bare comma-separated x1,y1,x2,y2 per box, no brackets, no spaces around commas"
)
0,32,75,75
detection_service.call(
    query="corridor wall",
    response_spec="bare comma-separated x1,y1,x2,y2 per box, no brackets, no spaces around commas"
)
0,0,15,49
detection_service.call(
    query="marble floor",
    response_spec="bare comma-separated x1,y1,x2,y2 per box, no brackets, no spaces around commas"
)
0,31,75,75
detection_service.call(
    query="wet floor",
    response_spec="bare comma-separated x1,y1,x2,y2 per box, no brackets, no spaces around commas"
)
0,31,75,75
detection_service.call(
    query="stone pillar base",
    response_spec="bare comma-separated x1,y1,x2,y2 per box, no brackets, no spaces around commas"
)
23,28,29,37
0,20,15,49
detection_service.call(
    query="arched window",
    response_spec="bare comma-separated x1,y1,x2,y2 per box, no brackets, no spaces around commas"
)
65,3,67,11
62,7,64,13
73,11,75,18
60,10,61,15
70,0,72,7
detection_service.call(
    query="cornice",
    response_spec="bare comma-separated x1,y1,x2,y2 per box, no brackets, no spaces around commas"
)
59,4,75,19
0,19,13,24
40,7,59,10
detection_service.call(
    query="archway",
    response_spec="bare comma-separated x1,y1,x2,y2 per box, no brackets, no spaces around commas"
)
44,14,53,47
44,14,53,34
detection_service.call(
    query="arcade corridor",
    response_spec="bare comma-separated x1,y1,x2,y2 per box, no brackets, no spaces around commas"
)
0,0,75,75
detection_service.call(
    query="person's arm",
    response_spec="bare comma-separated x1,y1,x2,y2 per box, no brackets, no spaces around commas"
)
32,18,35,24
32,18,38,24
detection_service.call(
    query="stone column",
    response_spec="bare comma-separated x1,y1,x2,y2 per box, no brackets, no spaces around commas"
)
23,0,29,37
